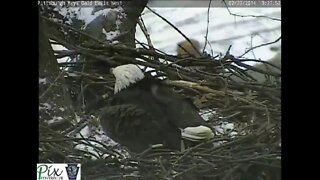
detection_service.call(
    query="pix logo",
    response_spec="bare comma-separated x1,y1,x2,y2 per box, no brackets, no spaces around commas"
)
37,163,81,180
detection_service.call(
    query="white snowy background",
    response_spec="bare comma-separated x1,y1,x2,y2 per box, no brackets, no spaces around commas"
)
135,6,281,64
53,5,281,64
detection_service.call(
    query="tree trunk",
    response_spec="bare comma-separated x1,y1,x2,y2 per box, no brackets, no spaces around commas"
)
76,0,149,113
39,11,74,131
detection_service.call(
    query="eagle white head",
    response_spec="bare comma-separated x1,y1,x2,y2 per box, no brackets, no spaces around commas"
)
111,64,145,94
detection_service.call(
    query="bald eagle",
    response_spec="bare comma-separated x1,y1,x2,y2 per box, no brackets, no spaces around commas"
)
99,64,214,153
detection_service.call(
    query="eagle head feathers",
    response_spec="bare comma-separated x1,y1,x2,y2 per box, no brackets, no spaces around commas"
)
103,64,214,152
111,64,145,94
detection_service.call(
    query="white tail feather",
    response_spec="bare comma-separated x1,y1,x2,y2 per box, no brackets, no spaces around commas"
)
181,125,214,141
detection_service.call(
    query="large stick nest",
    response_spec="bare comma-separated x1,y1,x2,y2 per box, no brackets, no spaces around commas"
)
39,14,281,180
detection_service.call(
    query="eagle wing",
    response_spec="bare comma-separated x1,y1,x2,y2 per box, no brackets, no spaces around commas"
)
149,82,215,141
99,104,181,152
150,83,208,127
